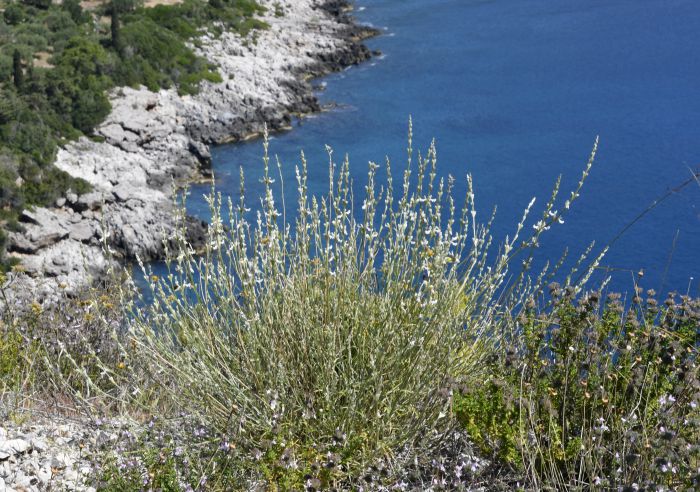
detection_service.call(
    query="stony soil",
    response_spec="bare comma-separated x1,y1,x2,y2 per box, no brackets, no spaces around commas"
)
0,413,124,492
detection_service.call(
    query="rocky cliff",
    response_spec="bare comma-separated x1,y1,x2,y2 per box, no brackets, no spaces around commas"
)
3,0,377,306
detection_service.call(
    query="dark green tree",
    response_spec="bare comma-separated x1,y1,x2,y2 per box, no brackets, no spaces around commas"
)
21,0,52,10
71,76,111,132
12,50,23,90
110,6,122,55
108,0,141,56
61,0,86,24
3,3,25,25
46,37,112,133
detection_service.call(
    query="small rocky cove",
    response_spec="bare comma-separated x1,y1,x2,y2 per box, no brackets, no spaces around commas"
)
3,0,378,306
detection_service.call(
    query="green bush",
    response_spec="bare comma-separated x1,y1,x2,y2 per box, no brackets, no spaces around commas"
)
0,321,34,390
3,3,26,25
45,9,77,33
0,163,22,210
20,164,91,205
144,3,200,38
46,37,113,132
115,16,221,94
455,288,700,489
0,106,57,165
60,0,87,24
21,0,51,11
0,277,127,395
0,54,12,80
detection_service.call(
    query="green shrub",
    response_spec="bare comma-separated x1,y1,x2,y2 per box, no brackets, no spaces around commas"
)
3,3,26,25
144,3,200,38
456,288,700,489
100,416,236,491
45,9,77,33
0,159,22,210
454,379,521,466
0,105,57,165
0,277,127,397
0,325,34,390
0,54,12,80
20,164,91,205
46,37,113,132
115,16,221,93
21,0,51,10
60,0,87,24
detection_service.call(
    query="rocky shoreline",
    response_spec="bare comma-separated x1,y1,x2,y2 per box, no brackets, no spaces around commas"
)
3,0,378,306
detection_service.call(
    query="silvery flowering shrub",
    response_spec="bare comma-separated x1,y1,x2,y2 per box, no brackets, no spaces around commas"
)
103,123,599,488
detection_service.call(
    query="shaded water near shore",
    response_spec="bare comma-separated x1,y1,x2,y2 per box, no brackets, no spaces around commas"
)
146,0,700,298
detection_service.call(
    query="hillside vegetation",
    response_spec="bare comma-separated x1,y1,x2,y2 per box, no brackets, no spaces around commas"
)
0,0,266,270
2,130,697,490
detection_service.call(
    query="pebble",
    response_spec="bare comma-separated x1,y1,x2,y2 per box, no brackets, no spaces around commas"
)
0,440,30,456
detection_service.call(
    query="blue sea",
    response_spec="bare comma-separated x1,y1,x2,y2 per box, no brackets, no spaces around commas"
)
147,0,700,298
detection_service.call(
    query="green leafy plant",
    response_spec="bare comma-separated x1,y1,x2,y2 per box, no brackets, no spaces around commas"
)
456,287,700,489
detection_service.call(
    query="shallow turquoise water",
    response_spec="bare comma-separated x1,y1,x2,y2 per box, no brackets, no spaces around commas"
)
147,0,700,297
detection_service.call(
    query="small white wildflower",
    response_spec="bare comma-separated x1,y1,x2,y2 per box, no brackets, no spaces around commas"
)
659,394,676,407
533,220,550,233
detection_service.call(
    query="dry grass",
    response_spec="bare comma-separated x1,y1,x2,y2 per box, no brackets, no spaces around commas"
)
32,51,54,69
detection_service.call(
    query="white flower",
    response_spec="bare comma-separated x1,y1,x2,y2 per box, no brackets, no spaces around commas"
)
533,220,550,233
658,394,676,407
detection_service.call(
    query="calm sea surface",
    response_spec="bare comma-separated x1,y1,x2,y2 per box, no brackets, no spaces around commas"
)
147,0,700,297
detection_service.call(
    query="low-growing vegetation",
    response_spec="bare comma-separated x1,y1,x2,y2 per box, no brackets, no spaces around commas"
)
0,0,266,270
455,288,700,490
0,270,125,415
1,131,698,490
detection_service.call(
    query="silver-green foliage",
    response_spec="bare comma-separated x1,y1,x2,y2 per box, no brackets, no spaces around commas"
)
121,123,600,482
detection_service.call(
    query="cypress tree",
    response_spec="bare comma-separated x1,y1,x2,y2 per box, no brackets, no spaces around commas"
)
12,50,23,90
111,5,122,55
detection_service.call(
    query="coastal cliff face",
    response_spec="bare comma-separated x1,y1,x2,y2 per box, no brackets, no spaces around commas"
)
3,0,377,305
